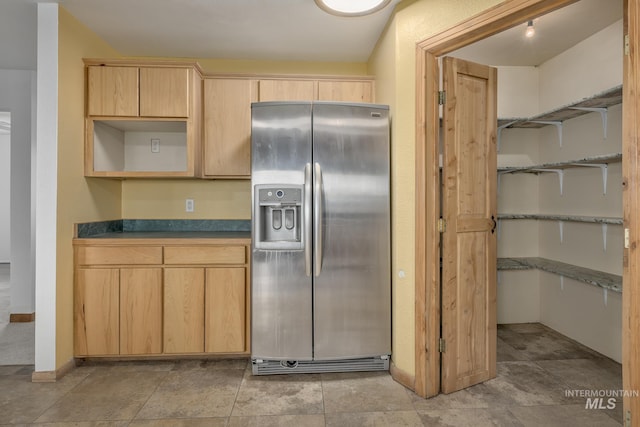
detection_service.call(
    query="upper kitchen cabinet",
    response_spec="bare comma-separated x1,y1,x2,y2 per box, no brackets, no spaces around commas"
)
203,78,257,178
87,66,139,117
259,79,316,101
258,77,374,103
317,80,373,103
83,59,203,178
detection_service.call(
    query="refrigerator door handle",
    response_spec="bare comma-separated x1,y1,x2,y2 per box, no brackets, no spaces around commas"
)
304,163,312,277
314,162,323,276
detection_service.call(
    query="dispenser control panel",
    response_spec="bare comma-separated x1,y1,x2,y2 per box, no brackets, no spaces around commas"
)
254,185,304,250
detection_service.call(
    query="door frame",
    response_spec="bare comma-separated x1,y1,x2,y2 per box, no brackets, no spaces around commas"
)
414,0,638,415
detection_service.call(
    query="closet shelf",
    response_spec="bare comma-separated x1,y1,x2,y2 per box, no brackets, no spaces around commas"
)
497,257,621,293
497,86,622,149
497,85,622,129
498,153,621,174
497,214,622,225
498,153,621,194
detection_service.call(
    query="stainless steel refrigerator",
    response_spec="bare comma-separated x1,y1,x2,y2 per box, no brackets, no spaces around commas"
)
251,101,390,375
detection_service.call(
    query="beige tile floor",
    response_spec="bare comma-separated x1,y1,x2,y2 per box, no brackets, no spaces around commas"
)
0,323,622,426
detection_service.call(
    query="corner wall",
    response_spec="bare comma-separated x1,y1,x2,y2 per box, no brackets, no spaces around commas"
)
367,0,503,379
56,7,121,369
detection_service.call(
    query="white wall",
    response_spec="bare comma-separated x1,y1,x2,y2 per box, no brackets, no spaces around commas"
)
538,20,623,113
0,0,37,314
0,130,9,262
0,70,36,315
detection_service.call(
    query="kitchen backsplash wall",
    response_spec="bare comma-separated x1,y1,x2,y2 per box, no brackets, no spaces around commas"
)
121,179,251,219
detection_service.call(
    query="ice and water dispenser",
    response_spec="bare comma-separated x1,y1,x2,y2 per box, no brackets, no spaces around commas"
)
254,185,304,250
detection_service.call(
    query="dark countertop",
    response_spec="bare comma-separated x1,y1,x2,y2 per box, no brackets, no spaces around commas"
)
75,219,251,239
83,231,251,239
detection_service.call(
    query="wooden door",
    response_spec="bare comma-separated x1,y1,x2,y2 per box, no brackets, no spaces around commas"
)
139,67,190,117
441,56,497,393
87,66,139,117
203,78,255,177
317,81,373,103
205,267,246,353
120,268,163,354
259,79,315,101
74,268,119,356
164,268,205,353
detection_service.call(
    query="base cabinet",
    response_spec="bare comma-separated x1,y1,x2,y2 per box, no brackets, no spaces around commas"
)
74,240,250,358
163,268,205,354
205,267,246,353
74,268,119,356
120,268,163,355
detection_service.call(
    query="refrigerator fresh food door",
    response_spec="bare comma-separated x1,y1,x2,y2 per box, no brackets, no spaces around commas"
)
312,102,391,360
251,102,314,361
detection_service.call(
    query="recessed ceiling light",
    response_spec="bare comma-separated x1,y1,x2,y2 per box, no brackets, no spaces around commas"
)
315,0,392,17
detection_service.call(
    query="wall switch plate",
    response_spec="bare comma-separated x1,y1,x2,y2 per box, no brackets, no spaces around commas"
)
185,199,194,212
151,138,160,153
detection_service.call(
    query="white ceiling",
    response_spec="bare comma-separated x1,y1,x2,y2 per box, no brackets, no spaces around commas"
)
452,0,623,66
0,0,624,69
58,0,402,62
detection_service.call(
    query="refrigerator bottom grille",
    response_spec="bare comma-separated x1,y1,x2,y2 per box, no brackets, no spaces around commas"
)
251,356,390,375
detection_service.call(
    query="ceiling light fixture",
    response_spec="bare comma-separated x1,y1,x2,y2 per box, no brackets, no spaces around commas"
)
525,20,535,38
315,0,392,17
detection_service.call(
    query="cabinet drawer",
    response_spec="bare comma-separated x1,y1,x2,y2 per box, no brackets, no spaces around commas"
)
76,246,163,265
164,246,246,265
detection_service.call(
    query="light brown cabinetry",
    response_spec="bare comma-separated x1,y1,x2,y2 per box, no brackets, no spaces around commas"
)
258,79,316,101
258,79,373,102
203,79,256,177
139,67,190,118
317,80,373,103
87,66,139,117
202,75,375,178
73,238,250,358
163,268,205,353
87,64,191,118
120,268,163,355
205,267,246,353
83,59,203,178
74,268,119,356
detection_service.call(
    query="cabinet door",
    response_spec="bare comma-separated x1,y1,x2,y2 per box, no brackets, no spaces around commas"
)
259,79,315,101
139,67,190,117
74,268,120,356
205,267,246,353
164,268,205,353
203,79,254,176
87,66,139,117
318,81,373,103
120,268,163,354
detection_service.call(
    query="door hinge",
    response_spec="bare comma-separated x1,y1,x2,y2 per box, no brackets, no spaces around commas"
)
439,338,446,353
625,34,630,56
438,218,447,233
438,91,446,105
625,410,631,427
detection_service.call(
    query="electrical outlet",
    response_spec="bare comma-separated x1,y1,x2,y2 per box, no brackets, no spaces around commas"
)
185,199,194,212
151,138,160,153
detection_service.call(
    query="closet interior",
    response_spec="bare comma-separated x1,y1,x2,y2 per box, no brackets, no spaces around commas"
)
452,0,623,363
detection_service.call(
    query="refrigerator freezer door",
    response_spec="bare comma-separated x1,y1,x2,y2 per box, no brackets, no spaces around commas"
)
251,102,314,361
312,103,391,360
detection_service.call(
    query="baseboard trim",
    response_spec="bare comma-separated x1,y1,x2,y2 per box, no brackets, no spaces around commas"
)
31,358,76,383
390,360,416,391
10,312,35,323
